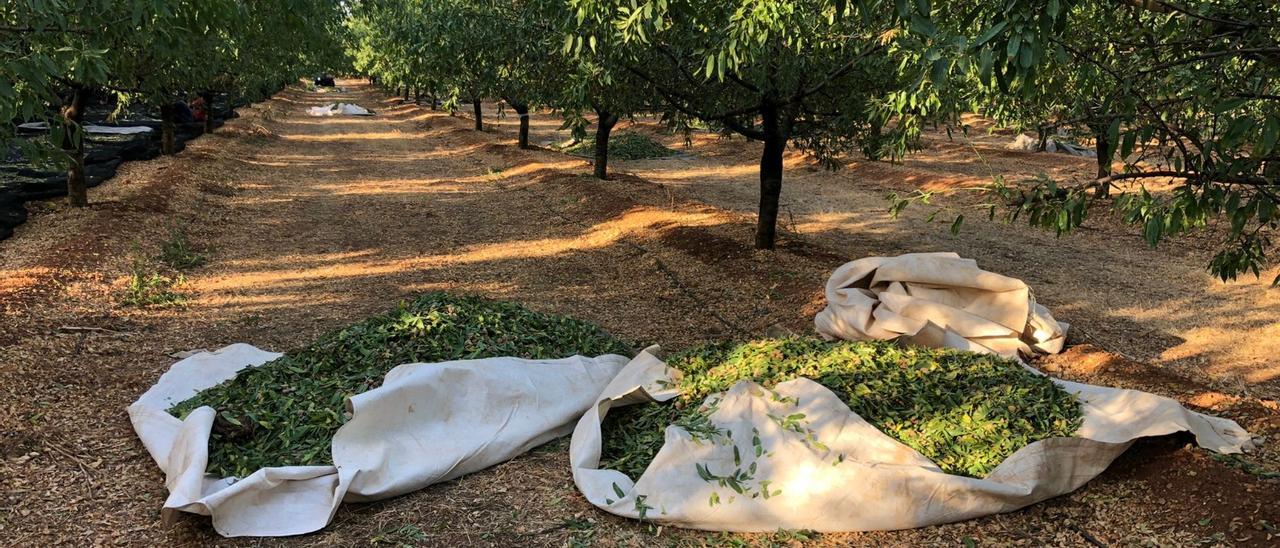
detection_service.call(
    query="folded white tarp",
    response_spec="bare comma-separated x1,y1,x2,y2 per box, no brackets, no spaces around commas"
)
1008,133,1097,157
305,103,373,116
815,252,1068,357
128,344,629,536
569,349,1254,532
17,122,153,134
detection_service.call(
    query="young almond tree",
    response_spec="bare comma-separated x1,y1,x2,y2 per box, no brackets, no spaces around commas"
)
568,0,935,248
480,0,567,149
472,0,658,171
911,0,1280,284
556,58,655,179
2,1,153,206
3,0,347,207
425,0,503,131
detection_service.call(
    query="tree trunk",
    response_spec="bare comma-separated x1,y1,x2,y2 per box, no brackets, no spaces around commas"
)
403,87,410,101
61,87,88,207
201,91,215,134
472,98,483,131
1092,123,1113,198
593,109,619,180
755,105,787,249
413,87,421,104
508,99,530,149
160,103,177,155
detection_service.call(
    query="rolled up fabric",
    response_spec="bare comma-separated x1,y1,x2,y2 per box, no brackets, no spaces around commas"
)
815,252,1067,357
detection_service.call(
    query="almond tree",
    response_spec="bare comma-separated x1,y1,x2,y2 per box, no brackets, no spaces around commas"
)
2,0,347,207
567,0,936,248
907,0,1280,284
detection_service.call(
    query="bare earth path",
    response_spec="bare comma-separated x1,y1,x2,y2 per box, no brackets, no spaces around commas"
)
1,82,1277,546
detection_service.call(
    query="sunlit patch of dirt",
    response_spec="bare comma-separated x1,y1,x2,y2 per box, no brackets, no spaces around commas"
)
1,79,1276,547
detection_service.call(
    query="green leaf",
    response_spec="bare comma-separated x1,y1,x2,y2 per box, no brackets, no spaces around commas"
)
1261,116,1280,155
978,48,994,85
1211,98,1247,114
972,21,1007,48
1006,34,1022,59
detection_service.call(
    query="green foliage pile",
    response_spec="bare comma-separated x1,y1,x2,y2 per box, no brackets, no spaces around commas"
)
563,133,678,161
120,265,187,307
601,338,1082,480
169,293,631,478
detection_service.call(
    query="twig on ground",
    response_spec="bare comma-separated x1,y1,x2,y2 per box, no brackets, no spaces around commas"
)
1074,525,1109,547
58,326,130,334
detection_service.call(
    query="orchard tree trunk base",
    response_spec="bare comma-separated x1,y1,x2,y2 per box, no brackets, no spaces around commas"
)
472,99,483,131
509,100,531,149
61,87,88,207
201,92,215,135
1092,124,1113,198
754,106,787,250
593,110,619,180
160,104,178,155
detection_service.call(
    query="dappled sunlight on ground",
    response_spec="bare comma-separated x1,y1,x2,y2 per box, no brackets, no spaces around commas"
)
1,79,1276,547
486,101,1280,387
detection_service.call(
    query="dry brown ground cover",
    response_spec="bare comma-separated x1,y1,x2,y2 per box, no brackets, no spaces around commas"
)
0,81,1277,546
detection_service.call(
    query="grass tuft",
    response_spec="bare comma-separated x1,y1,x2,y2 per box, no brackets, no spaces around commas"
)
563,132,679,160
120,256,187,307
601,338,1082,479
168,292,631,478
157,227,207,270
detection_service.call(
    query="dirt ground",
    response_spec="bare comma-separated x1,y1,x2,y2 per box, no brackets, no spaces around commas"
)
1,80,1277,546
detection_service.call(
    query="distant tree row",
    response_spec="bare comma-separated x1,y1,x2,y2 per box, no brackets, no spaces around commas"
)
349,0,1279,283
12,2,1267,283
2,0,349,206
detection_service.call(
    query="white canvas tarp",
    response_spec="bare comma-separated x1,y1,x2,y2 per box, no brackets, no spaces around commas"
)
128,344,629,536
569,349,1254,532
815,252,1068,357
305,103,374,116
130,254,1254,537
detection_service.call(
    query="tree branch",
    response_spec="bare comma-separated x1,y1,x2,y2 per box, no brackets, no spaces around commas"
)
623,63,767,140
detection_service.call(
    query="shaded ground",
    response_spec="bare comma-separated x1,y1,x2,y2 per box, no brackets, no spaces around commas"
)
0,82,1277,546
484,104,1280,390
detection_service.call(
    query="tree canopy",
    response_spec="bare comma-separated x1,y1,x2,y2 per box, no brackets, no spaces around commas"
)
5,0,1277,283
3,0,348,204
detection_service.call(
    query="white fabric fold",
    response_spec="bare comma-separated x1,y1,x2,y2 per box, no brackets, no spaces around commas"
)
128,344,629,536
815,253,1069,357
305,103,373,116
570,353,1254,532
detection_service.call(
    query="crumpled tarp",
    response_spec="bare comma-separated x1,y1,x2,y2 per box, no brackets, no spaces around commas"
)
128,343,629,536
1008,133,1097,157
569,254,1251,532
305,103,374,116
17,122,154,134
569,348,1254,532
815,252,1068,357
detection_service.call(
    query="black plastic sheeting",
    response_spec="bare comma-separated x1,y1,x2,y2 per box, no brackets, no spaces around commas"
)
1,108,238,240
